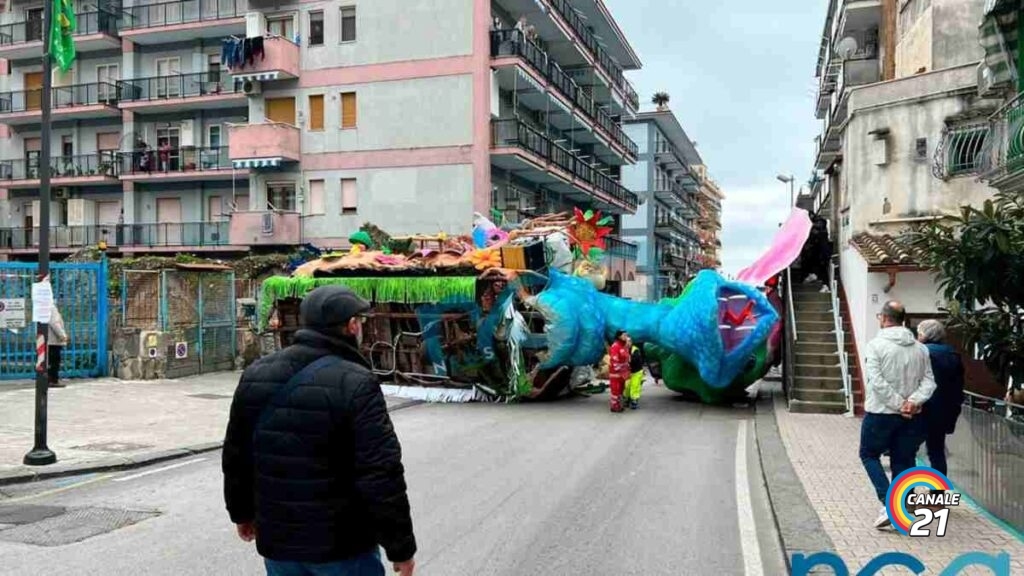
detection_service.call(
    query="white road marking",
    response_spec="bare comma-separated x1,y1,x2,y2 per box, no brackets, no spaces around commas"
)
736,420,764,576
5,473,115,503
113,458,207,483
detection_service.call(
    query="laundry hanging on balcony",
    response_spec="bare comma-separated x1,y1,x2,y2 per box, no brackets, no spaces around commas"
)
221,36,265,69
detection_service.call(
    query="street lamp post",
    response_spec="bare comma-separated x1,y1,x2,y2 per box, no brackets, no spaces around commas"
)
23,0,56,467
777,174,795,208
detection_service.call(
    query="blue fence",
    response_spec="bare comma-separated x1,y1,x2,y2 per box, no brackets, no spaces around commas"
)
0,261,108,380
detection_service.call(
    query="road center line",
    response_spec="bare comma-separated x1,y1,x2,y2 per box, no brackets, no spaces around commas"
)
736,420,764,576
113,458,207,483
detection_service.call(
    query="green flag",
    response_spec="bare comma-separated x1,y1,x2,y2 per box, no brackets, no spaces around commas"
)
50,0,76,72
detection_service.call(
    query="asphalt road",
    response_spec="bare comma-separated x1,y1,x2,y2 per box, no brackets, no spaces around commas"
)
0,386,786,575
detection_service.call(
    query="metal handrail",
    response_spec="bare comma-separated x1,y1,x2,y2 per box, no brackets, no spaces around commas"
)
963,390,1024,419
829,256,854,416
785,267,797,343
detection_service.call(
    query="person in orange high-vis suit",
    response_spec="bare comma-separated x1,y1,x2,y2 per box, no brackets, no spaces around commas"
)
608,330,631,413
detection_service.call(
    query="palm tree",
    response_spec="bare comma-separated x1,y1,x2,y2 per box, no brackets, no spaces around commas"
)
652,92,670,111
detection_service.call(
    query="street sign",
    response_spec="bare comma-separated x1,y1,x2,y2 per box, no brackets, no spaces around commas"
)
0,298,27,329
175,342,188,359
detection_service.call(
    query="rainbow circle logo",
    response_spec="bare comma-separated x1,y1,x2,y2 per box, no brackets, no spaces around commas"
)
885,466,953,534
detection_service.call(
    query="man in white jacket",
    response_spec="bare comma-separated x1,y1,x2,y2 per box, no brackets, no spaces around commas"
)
860,301,936,529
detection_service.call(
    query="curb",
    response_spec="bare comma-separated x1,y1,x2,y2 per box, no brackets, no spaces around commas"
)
753,382,836,571
0,400,425,488
0,442,224,487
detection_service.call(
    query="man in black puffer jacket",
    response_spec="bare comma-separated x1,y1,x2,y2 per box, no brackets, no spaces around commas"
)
223,285,416,576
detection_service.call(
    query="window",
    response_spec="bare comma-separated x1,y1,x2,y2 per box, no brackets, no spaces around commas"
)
309,11,324,46
207,125,222,149
207,54,221,83
155,57,180,97
308,94,324,131
96,64,118,101
267,15,295,40
944,126,988,177
267,182,297,211
341,178,357,214
209,196,224,221
307,179,325,214
340,6,356,42
341,92,357,129
61,135,73,159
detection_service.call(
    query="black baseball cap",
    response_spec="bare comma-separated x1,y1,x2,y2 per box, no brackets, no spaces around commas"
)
300,285,371,331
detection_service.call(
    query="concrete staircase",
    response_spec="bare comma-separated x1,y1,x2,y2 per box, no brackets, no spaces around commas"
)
789,281,863,414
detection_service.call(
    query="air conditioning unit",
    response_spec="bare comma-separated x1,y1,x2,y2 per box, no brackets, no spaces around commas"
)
242,80,261,95
53,187,68,199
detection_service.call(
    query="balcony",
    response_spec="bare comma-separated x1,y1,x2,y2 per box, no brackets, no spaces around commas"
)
228,122,301,168
543,0,639,113
229,211,301,246
119,0,246,44
982,92,1024,193
0,10,119,59
490,30,638,163
660,252,692,271
119,146,246,182
118,72,245,113
228,36,300,81
0,221,232,253
0,154,120,189
605,236,638,261
0,82,121,125
490,119,638,213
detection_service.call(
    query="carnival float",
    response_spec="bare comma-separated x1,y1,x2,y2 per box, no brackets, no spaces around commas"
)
258,208,810,404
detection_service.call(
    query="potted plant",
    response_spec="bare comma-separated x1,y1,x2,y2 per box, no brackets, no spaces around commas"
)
652,92,670,111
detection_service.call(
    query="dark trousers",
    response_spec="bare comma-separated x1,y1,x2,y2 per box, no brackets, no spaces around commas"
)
925,426,948,476
859,413,926,503
47,345,62,383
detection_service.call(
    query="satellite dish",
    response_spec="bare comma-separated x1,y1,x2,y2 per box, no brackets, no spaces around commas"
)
835,36,859,60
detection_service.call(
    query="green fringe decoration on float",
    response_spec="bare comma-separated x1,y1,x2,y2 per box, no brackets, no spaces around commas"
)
259,276,477,329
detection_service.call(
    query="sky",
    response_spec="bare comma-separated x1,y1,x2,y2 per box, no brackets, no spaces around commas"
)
603,0,826,275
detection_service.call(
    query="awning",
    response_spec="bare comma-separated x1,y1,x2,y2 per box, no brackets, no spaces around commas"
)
232,157,283,169
231,71,281,83
979,0,1020,94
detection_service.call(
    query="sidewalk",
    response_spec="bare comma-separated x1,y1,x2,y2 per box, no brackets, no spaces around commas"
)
0,374,418,484
773,394,1024,573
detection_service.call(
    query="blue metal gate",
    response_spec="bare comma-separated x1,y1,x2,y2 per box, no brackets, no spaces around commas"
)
0,261,109,380
159,268,236,378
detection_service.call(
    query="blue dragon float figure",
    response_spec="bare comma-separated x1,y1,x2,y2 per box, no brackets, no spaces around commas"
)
518,208,812,403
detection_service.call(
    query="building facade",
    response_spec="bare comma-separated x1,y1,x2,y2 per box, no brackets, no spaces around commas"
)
809,0,999,356
0,0,642,267
691,163,722,269
620,109,702,302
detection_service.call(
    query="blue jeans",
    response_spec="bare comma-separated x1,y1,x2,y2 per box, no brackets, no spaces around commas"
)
265,550,384,576
859,413,926,503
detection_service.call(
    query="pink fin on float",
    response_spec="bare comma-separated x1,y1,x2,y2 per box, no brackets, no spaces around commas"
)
736,208,813,286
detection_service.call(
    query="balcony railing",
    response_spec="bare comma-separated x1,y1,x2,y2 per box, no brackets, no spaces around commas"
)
0,222,230,250
492,119,638,211
605,236,638,261
0,82,121,114
119,72,242,101
491,30,638,159
932,123,989,181
124,221,230,247
0,153,120,181
0,10,118,46
545,0,638,111
120,0,244,30
120,146,232,174
981,91,1024,183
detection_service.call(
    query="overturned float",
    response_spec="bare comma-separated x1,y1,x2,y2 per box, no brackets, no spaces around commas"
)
258,209,806,403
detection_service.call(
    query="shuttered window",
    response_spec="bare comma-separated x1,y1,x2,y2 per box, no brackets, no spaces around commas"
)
309,94,324,131
307,179,325,214
341,178,357,214
341,92,357,129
